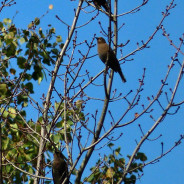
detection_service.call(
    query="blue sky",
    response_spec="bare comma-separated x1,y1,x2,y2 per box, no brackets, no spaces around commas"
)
1,0,184,183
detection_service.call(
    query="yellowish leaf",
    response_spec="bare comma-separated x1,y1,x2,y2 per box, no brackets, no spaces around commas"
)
49,4,53,9
106,168,114,178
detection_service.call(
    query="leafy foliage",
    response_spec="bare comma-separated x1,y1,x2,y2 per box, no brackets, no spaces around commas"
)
86,145,147,184
0,17,63,183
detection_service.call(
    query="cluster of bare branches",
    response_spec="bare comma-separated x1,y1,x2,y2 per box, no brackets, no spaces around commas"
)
0,0,184,183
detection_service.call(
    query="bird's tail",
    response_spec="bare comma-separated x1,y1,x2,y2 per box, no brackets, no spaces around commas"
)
118,70,126,83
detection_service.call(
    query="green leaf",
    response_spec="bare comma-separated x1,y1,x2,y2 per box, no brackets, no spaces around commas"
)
130,174,136,182
10,123,18,132
55,121,63,128
55,102,64,111
20,37,25,44
17,94,28,105
34,17,40,25
3,18,11,25
17,56,26,69
28,22,33,29
38,72,43,84
4,165,11,173
87,174,95,182
115,147,121,156
106,168,115,178
56,35,62,42
5,43,16,57
23,73,32,81
0,22,3,29
67,120,74,126
49,27,55,34
23,29,30,36
39,28,45,38
32,69,42,82
2,137,10,150
25,153,32,161
107,143,114,148
0,83,8,95
25,82,34,93
119,158,125,166
136,152,147,161
51,48,59,55
8,107,16,119
0,39,2,47
4,32,15,44
1,108,9,118
28,166,34,174
50,134,61,144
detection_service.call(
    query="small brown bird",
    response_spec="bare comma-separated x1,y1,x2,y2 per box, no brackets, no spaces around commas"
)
52,151,69,184
92,0,110,12
96,37,126,83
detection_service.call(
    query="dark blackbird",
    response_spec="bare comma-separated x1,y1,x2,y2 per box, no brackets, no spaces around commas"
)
96,37,126,83
92,0,110,12
52,151,69,184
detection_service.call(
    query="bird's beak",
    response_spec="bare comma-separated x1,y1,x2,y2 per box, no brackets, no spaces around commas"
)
95,37,98,40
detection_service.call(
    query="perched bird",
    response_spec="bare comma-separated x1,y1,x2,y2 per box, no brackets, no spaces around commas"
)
96,37,127,83
92,0,110,12
52,151,69,184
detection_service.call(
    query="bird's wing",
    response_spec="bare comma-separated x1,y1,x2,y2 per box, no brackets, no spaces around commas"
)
107,50,121,72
